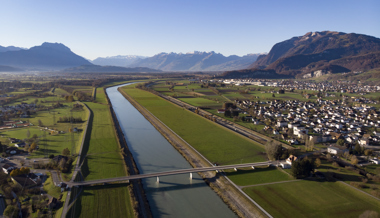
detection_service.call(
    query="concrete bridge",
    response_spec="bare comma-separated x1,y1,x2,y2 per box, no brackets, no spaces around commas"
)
66,161,274,187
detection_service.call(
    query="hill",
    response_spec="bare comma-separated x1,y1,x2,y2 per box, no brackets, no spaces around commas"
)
91,55,147,67
62,64,161,73
0,65,23,72
249,31,380,78
128,51,261,71
0,42,92,70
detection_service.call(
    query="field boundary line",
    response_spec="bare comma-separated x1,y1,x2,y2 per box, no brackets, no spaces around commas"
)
337,181,380,201
239,179,300,189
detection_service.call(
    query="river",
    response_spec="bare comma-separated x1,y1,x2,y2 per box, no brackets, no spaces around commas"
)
106,83,236,217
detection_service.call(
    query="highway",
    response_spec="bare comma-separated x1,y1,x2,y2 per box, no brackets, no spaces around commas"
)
67,161,274,187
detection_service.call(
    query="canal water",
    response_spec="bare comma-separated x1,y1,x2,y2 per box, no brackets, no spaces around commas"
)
106,84,236,218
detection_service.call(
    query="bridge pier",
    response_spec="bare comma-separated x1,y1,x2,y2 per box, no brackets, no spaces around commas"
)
190,173,192,180
157,176,159,183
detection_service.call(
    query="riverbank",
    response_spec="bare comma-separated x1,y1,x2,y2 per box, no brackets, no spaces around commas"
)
118,86,268,218
104,86,152,218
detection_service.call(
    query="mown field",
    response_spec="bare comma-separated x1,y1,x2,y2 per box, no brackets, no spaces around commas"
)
122,84,266,165
67,185,133,218
244,180,380,218
225,166,294,186
316,159,380,197
94,88,108,105
80,101,126,180
177,97,221,107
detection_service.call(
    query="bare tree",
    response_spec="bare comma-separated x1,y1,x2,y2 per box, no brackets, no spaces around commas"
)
265,140,282,161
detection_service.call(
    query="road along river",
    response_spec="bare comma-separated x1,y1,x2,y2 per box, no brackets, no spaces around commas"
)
106,83,236,218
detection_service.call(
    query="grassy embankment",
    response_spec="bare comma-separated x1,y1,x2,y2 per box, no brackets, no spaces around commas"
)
122,84,266,165
66,87,134,218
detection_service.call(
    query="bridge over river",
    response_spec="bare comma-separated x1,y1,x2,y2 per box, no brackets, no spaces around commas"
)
67,161,275,187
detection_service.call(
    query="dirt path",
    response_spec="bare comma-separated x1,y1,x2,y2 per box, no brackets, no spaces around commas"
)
119,87,270,218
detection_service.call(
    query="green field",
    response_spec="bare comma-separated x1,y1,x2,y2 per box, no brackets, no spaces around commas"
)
225,166,294,186
95,88,108,104
80,101,126,180
178,97,221,107
317,160,380,196
244,180,380,218
122,84,266,165
67,185,133,218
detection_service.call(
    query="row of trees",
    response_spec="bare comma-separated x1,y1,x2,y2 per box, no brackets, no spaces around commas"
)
58,116,83,123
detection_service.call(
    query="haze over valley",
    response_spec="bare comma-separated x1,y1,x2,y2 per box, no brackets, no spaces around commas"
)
1,1,380,218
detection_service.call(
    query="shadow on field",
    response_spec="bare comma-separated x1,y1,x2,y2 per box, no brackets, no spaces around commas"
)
78,104,94,179
225,166,275,177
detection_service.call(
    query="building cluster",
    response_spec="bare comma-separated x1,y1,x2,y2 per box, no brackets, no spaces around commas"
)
207,79,380,94
0,103,36,116
276,81,380,93
235,99,380,147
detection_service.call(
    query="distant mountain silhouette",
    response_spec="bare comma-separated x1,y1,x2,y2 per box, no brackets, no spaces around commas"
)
128,51,262,71
91,55,147,67
0,45,25,52
0,65,23,72
0,42,92,70
249,31,380,78
62,64,161,73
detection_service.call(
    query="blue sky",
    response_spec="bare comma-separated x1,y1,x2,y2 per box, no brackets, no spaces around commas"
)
1,0,379,60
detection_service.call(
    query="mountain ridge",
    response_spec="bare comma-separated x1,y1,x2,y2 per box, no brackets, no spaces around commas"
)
0,42,92,70
128,51,262,71
248,31,380,78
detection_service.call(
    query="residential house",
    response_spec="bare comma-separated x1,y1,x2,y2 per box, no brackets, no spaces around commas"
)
286,155,298,165
327,146,342,155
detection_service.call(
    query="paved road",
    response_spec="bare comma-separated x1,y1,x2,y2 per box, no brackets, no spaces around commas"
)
67,161,274,187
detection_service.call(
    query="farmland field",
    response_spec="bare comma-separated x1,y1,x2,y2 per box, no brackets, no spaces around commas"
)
177,97,221,107
80,101,126,181
67,185,133,218
225,166,294,186
243,180,380,218
122,84,266,165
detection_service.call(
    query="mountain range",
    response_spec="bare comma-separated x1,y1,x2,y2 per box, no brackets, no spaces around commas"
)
0,45,25,53
2,31,379,75
251,31,380,77
127,51,262,71
91,55,147,67
63,64,161,73
0,43,92,70
222,31,380,79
